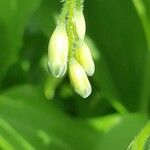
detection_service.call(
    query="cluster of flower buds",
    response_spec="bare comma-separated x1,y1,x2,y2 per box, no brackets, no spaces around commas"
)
48,1,95,98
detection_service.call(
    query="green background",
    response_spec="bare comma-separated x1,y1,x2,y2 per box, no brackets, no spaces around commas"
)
0,0,150,149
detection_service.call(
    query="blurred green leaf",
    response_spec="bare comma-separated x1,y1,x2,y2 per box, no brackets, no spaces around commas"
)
86,0,149,111
0,0,41,84
32,0,59,38
132,0,150,113
0,0,150,149
89,114,148,150
0,85,148,150
128,121,150,150
0,85,99,150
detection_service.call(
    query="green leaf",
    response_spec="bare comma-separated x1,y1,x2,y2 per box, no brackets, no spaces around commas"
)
128,121,150,150
132,0,150,113
88,114,148,150
0,0,41,83
32,0,59,37
0,85,99,150
0,85,149,150
86,0,149,111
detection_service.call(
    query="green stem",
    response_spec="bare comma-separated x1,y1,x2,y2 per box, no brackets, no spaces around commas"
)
65,0,77,59
60,0,84,59
58,1,69,25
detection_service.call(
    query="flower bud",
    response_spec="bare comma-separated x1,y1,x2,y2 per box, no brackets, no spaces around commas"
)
69,58,92,98
75,11,86,39
75,42,95,76
48,26,68,78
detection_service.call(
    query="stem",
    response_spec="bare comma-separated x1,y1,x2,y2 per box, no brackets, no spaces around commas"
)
59,0,84,60
58,1,69,25
65,0,77,59
132,0,150,113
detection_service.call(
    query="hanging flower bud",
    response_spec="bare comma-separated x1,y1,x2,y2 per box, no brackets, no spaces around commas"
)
69,58,92,98
48,25,68,78
75,42,95,76
75,10,86,39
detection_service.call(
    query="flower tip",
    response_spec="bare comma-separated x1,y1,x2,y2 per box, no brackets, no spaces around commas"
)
69,59,92,98
87,63,95,76
48,61,67,78
75,42,95,76
81,84,92,98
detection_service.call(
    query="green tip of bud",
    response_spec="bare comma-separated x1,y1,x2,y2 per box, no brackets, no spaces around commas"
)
75,84,92,99
69,58,92,98
48,61,67,78
75,42,95,76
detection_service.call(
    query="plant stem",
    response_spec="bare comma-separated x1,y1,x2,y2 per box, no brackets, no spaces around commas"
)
58,1,69,25
65,0,77,59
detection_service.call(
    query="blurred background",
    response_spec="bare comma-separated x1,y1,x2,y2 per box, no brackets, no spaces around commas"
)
0,0,150,149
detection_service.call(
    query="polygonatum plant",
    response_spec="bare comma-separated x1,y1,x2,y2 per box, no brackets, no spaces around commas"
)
48,0,95,98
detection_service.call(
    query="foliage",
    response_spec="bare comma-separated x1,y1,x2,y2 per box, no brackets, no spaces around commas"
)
0,0,150,149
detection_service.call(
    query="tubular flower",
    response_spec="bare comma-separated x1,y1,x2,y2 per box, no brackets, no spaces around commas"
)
75,10,86,39
48,26,68,78
69,58,92,98
47,0,95,98
75,42,95,76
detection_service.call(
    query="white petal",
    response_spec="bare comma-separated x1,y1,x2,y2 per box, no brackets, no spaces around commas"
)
75,11,86,39
48,26,68,78
69,58,92,98
75,42,95,76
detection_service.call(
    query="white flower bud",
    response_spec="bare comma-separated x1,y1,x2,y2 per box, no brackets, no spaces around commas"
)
75,11,86,39
48,26,68,78
69,58,92,98
75,42,95,76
